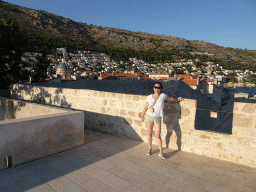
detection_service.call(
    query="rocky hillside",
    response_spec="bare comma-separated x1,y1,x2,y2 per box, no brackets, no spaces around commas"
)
0,0,256,66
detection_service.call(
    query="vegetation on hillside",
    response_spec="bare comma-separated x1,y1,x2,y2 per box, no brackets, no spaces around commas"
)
0,15,50,88
1,0,256,73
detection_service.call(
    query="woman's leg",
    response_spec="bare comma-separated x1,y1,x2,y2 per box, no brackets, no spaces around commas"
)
154,124,163,153
147,122,154,150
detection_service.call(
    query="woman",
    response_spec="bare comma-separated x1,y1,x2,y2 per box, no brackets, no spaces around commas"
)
141,82,183,159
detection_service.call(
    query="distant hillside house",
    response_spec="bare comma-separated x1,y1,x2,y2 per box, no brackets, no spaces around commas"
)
57,48,67,55
175,75,214,90
149,71,169,80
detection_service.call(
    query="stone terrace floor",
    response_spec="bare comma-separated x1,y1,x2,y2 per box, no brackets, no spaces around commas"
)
0,130,256,192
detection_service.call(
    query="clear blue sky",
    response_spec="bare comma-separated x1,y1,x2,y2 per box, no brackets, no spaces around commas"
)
5,0,256,50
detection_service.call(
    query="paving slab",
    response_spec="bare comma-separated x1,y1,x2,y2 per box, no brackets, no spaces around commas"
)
0,129,255,192
87,167,130,191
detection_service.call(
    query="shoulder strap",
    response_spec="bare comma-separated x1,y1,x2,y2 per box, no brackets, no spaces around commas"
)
152,94,160,107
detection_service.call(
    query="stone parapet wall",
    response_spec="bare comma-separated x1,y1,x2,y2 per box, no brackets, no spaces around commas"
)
0,96,84,170
10,84,256,167
0,97,69,120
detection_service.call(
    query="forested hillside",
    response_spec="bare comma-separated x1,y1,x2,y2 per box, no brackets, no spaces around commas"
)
1,0,256,71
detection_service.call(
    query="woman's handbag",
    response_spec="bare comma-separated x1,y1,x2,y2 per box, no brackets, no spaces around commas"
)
148,95,159,113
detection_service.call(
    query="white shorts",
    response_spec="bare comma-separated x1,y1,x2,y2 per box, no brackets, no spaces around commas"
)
145,115,162,125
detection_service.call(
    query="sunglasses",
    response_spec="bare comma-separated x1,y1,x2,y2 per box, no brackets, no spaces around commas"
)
154,86,161,89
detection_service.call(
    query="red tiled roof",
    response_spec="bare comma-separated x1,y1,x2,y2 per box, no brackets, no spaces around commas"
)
103,76,118,80
178,75,197,80
213,84,219,88
159,77,170,80
182,79,198,86
204,79,214,82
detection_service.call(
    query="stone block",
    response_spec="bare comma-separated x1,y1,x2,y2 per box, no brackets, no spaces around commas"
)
123,94,132,100
98,91,105,98
123,117,132,125
200,134,211,139
76,96,85,104
120,109,126,116
82,90,92,98
76,89,86,96
116,93,123,99
190,147,204,155
139,96,147,101
89,105,97,111
180,99,197,108
93,105,101,113
44,97,51,104
101,107,106,113
92,90,98,97
215,142,223,150
105,91,111,98
127,111,135,117
58,88,70,96
242,158,255,167
250,149,256,158
251,138,256,148
181,108,190,116
134,119,142,127
102,99,107,106
116,101,125,108
111,92,117,98
203,149,216,158
109,99,116,107
72,89,78,96
233,114,251,128
226,146,240,155
243,129,256,136
199,141,211,149
241,103,256,113
125,101,134,109
106,107,119,116
188,138,197,145
141,128,147,136
237,138,250,145
133,96,139,101
233,102,238,111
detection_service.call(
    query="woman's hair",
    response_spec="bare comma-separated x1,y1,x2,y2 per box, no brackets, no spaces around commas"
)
153,82,163,89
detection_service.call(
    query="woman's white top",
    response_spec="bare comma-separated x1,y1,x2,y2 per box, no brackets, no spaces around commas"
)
146,93,167,117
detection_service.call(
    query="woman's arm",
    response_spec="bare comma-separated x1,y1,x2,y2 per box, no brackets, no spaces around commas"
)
165,96,184,102
141,101,149,122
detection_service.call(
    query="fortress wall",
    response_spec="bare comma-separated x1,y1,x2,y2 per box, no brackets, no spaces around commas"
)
0,111,84,170
10,83,256,167
0,97,70,120
0,96,84,170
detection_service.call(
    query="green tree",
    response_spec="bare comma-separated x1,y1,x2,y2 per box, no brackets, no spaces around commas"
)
226,72,238,83
248,75,256,84
0,15,30,88
216,66,221,71
30,52,50,83
217,71,224,75
230,76,237,83
195,62,203,68
83,76,92,80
